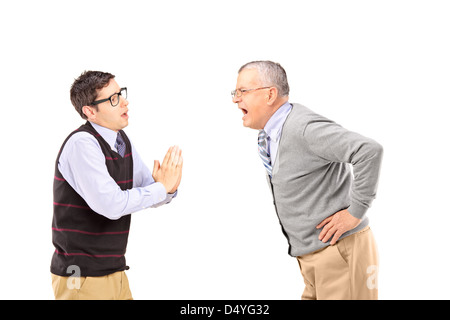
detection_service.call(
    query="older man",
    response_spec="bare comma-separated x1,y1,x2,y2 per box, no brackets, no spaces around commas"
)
232,61,383,300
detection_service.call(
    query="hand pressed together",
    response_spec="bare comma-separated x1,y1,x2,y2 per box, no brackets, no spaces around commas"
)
152,145,183,194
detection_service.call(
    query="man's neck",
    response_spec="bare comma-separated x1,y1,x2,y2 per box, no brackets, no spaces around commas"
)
262,97,289,129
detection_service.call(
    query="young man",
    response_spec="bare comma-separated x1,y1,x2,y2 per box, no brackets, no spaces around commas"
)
232,61,383,300
51,71,183,300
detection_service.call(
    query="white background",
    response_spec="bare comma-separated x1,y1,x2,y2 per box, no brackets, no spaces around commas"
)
1,0,449,300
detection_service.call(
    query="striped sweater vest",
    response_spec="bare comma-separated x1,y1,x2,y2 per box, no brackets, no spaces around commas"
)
51,122,133,277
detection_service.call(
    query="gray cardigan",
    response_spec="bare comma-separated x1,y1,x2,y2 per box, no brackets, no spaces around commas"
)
267,103,383,257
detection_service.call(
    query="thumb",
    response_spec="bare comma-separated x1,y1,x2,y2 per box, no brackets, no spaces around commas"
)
152,160,160,177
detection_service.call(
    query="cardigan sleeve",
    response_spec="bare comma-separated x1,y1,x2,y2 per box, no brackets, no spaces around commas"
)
303,120,383,219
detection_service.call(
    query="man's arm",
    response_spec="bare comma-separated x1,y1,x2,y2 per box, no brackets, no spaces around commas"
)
303,120,383,244
59,133,180,220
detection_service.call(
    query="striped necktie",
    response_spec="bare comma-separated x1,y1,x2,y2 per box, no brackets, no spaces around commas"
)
258,130,272,177
115,132,126,157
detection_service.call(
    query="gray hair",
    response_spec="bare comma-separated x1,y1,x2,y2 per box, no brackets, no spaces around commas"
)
238,60,290,97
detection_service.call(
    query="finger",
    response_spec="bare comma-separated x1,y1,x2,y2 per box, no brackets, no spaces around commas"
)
318,223,331,241
176,153,183,168
167,145,177,166
330,231,343,245
316,216,332,229
162,146,173,167
321,226,337,243
171,146,180,165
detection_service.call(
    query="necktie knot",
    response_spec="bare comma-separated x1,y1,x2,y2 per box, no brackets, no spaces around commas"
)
258,130,267,144
115,132,126,157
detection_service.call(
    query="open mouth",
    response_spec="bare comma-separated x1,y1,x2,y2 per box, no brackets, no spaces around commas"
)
239,107,248,122
121,111,128,119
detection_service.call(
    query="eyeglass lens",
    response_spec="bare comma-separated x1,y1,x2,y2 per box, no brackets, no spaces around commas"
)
231,89,242,98
111,88,127,107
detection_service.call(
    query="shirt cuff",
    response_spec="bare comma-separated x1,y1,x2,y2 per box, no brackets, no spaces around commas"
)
151,182,169,203
168,190,178,198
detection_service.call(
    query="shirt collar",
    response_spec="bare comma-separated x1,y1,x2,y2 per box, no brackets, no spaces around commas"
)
263,101,292,142
89,121,118,150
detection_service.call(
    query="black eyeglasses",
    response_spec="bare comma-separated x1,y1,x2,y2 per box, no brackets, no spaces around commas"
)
92,87,127,107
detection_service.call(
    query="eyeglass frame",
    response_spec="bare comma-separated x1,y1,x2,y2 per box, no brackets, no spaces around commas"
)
91,87,127,107
231,86,272,98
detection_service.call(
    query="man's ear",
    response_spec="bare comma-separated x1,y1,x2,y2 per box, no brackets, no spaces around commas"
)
82,105,96,120
266,87,279,106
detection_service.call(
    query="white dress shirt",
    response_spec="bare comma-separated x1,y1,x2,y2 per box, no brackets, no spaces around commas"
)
263,101,293,165
58,122,176,220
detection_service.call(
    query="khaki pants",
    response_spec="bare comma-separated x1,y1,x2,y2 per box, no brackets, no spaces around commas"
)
51,271,133,300
296,226,378,300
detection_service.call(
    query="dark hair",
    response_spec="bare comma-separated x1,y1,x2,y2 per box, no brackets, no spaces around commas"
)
70,71,115,119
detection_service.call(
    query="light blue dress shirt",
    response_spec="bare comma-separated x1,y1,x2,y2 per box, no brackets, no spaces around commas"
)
58,122,176,220
263,101,292,165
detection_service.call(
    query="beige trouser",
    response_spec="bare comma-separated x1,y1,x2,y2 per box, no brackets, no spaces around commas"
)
296,226,378,300
51,271,133,300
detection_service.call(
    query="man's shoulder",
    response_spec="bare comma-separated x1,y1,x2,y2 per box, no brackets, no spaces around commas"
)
288,103,334,127
59,130,101,159
289,103,325,118
66,130,99,144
